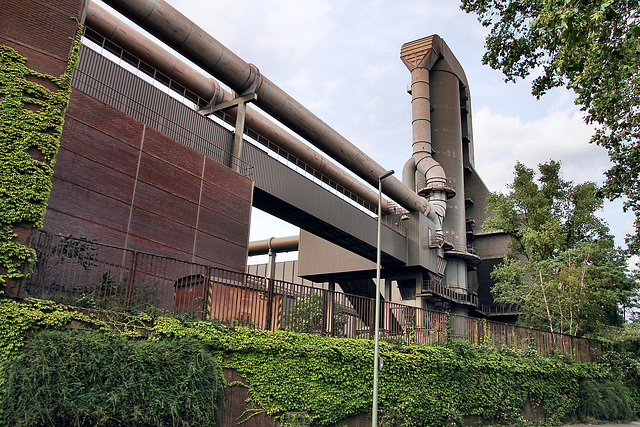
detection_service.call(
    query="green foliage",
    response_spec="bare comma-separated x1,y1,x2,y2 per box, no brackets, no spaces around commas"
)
153,316,624,426
282,294,348,333
0,226,35,284
0,25,81,285
0,298,170,415
279,412,311,426
578,379,636,422
485,161,638,336
1,298,638,426
597,349,640,414
51,234,98,270
460,0,640,252
3,329,223,426
0,298,107,418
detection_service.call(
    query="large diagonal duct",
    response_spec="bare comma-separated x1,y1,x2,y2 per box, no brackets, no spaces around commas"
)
85,2,397,215
99,0,434,216
401,36,452,243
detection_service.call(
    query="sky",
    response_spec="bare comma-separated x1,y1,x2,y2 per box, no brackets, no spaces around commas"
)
151,0,634,262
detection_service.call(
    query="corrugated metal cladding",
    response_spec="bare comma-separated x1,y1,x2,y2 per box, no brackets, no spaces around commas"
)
72,46,238,174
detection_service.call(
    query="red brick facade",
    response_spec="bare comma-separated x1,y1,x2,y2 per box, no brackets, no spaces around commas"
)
3,0,252,281
1,0,87,296
0,0,85,77
44,90,253,271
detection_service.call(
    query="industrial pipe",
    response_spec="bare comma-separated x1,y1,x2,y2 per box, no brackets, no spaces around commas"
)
99,0,433,215
85,3,222,107
85,2,397,215
247,236,299,256
401,36,450,243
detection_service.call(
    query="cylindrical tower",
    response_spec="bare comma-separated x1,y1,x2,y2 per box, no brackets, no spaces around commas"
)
401,35,475,316
400,36,451,245
430,67,467,294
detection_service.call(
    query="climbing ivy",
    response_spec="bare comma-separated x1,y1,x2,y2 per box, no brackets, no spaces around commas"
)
0,23,82,286
0,298,157,415
0,298,635,426
147,311,634,425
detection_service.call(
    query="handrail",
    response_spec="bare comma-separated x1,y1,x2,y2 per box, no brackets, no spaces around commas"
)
422,279,478,307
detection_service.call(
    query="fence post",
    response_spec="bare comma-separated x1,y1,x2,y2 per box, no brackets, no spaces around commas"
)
321,289,328,335
327,283,336,335
124,251,138,307
29,231,53,297
202,266,213,320
369,298,375,339
265,277,275,331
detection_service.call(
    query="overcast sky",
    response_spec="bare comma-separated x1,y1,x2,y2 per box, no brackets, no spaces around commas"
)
157,0,632,259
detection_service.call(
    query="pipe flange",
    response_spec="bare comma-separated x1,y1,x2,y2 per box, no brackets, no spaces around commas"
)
238,63,263,96
201,79,223,109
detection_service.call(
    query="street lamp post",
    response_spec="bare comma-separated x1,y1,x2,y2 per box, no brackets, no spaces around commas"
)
372,169,394,426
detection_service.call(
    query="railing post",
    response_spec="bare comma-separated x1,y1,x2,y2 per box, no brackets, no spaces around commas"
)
202,266,213,320
327,283,335,335
124,251,138,307
369,298,375,339
321,289,328,335
265,277,275,331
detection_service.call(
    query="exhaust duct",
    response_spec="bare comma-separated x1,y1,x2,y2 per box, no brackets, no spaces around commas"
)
401,36,453,244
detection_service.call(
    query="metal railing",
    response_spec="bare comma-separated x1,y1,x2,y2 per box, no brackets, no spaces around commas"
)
25,231,601,362
421,279,479,307
479,304,523,316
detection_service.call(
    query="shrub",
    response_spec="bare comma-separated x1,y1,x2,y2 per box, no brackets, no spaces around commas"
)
282,294,348,333
2,330,223,426
578,380,635,421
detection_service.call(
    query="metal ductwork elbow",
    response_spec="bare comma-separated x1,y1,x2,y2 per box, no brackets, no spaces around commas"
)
401,36,453,245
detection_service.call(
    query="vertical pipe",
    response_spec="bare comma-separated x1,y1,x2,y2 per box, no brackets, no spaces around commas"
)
405,58,449,242
265,278,275,332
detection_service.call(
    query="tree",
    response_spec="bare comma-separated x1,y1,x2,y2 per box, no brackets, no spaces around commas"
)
485,161,638,336
282,294,349,334
461,0,640,251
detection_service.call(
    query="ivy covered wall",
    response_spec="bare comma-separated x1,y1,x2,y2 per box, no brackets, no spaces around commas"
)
0,26,81,293
1,298,637,426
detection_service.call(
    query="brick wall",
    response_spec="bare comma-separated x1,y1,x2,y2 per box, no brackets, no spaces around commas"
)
43,90,253,272
1,0,87,296
0,0,86,77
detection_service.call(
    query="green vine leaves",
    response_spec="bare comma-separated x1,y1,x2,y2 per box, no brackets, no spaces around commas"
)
1,299,635,426
0,24,82,285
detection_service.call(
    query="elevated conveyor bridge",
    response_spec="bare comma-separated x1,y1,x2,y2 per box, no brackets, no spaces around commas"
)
72,42,408,270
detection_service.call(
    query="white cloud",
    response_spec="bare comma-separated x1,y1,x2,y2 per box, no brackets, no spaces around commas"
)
473,103,608,193
251,0,335,62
